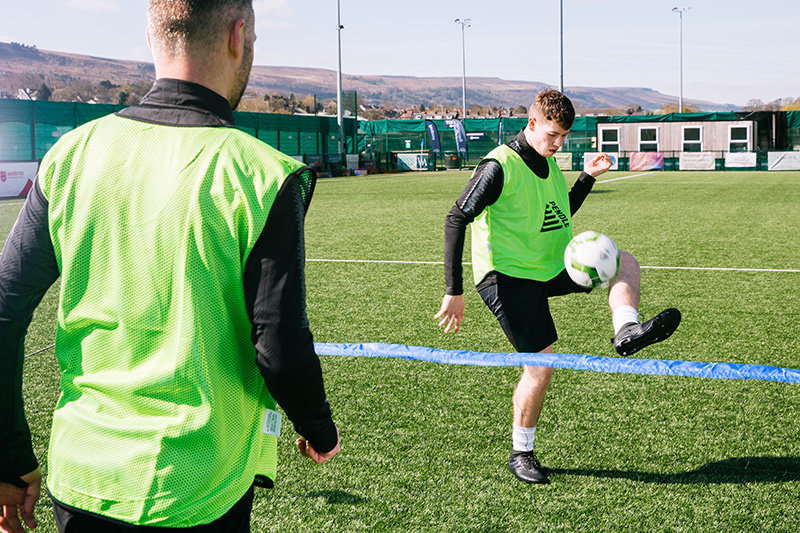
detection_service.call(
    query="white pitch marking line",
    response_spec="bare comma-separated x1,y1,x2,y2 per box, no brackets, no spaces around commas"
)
308,258,444,265
642,265,800,273
597,172,655,183
308,259,800,273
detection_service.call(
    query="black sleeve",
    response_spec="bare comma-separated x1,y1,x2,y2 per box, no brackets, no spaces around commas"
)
444,159,503,295
568,172,596,216
0,180,60,486
243,170,337,454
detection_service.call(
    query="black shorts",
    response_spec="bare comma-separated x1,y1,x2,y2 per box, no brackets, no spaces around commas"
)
50,485,254,533
477,270,591,353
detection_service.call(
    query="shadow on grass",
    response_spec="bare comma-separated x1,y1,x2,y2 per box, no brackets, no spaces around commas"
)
548,456,800,484
305,490,366,505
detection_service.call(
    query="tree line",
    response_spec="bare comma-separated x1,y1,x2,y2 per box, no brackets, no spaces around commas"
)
11,75,800,117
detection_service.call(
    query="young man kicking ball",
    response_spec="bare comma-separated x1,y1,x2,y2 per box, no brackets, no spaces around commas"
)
434,89,680,484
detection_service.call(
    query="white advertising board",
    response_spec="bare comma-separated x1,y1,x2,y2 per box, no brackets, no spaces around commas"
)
582,152,619,171
554,152,573,171
767,151,800,171
679,152,716,171
724,152,756,168
0,162,38,198
397,153,429,171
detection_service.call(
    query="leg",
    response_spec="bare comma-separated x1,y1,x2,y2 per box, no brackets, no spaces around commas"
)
513,351,554,429
508,355,553,485
609,251,681,356
477,274,555,484
609,251,640,313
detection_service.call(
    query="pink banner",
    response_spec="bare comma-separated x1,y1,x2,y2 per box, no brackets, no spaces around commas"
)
629,152,664,171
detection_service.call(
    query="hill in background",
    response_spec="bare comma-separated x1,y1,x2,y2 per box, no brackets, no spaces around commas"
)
0,43,737,113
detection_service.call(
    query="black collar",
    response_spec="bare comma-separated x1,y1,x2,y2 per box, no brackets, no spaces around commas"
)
117,78,235,128
508,129,550,179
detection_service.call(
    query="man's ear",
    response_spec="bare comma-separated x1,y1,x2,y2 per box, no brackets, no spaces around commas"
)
228,18,246,60
527,116,536,131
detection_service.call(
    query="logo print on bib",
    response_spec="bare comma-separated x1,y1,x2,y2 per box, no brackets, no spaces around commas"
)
541,201,569,232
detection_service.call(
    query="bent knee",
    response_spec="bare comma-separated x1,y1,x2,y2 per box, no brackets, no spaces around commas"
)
619,251,640,273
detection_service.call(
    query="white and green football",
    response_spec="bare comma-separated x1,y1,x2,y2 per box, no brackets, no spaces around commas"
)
564,230,620,289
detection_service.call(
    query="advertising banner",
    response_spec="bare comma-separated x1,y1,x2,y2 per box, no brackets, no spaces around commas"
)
0,161,38,198
425,120,441,154
629,152,664,171
554,152,573,171
397,153,429,171
446,119,468,154
724,152,756,168
767,151,800,170
679,152,716,171
581,152,619,171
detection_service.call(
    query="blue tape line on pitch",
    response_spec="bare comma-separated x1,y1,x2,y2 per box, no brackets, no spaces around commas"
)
314,342,800,384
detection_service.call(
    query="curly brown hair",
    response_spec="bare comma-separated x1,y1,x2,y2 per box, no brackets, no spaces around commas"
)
530,89,575,130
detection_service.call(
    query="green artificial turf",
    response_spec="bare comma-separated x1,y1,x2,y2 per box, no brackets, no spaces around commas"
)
2,169,799,532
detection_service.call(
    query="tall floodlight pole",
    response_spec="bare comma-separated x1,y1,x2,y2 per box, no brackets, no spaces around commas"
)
337,0,344,157
559,0,564,94
672,7,690,113
455,18,471,119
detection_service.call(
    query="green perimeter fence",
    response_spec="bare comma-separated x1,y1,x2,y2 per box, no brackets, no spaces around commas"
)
360,112,800,172
0,99,358,173
2,99,799,174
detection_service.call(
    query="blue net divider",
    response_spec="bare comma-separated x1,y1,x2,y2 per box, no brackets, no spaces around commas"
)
315,342,800,384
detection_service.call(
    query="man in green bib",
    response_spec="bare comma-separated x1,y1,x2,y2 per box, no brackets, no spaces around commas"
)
0,1,339,531
435,89,680,484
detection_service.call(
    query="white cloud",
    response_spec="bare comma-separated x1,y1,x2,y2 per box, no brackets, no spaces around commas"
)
0,36,19,43
254,0,294,29
63,0,121,12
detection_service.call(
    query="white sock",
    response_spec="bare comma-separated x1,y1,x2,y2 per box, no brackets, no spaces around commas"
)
613,305,639,335
512,424,537,452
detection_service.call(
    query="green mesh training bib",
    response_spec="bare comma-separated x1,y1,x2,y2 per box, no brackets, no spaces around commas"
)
471,144,573,284
37,113,311,527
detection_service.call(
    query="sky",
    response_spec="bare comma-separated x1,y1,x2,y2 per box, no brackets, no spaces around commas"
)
2,0,799,107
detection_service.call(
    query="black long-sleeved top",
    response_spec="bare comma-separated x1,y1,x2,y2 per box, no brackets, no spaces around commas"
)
444,129,596,295
0,79,337,487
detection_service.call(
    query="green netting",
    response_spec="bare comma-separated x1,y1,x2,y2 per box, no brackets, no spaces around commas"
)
0,100,358,163
359,116,602,136
0,99,34,122
358,116,600,165
605,112,741,123
4,99,797,167
34,125,73,160
787,111,800,130
0,122,31,160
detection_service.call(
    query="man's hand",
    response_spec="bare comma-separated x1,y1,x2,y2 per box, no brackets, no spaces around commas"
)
0,468,41,533
296,427,340,465
585,153,614,177
435,294,465,333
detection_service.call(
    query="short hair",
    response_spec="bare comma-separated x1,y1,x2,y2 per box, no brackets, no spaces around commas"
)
148,0,253,58
530,89,575,130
